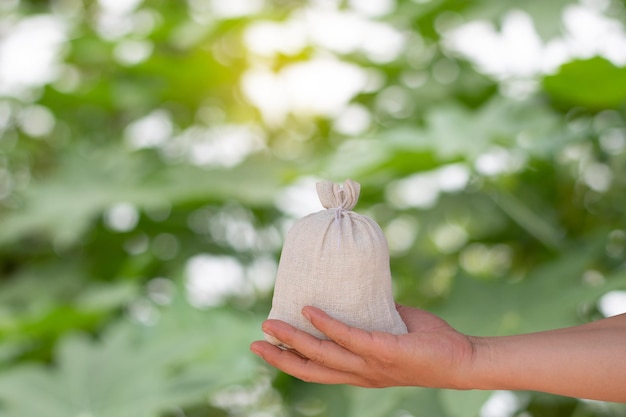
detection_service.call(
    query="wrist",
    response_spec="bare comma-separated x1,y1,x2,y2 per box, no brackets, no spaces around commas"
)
457,335,497,391
442,335,490,391
463,334,532,392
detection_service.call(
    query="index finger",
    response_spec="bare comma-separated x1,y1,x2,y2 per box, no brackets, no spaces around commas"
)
302,306,377,356
261,318,363,372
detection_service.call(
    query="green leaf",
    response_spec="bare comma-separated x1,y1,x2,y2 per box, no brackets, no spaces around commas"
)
0,262,139,365
366,96,580,169
0,148,289,248
436,240,626,336
543,58,626,110
488,189,564,250
0,297,263,417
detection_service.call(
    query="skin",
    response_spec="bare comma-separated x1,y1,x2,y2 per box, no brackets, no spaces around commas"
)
250,305,626,403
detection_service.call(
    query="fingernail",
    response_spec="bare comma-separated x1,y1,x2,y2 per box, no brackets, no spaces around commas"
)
262,324,275,338
302,307,311,321
250,342,262,355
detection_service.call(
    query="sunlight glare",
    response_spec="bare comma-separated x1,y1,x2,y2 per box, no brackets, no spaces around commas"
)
561,5,626,66
113,39,153,66
461,244,512,277
185,254,247,308
96,0,143,39
241,6,407,124
187,0,265,20
444,10,543,79
475,147,525,176
348,0,396,17
244,21,306,56
0,15,67,97
125,110,173,149
582,162,613,192
480,391,520,417
244,6,405,63
333,104,371,136
432,223,468,254
18,105,56,138
209,0,264,18
105,202,140,232
360,21,406,63
283,59,367,115
436,163,470,192
179,124,265,167
386,164,469,209
98,0,142,14
275,177,324,219
387,174,440,209
304,8,405,62
385,216,419,254
208,205,259,252
599,128,626,155
598,291,626,317
247,257,278,294
445,5,626,81
242,58,368,125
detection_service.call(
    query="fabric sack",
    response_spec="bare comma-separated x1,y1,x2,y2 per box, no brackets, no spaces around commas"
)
265,179,407,348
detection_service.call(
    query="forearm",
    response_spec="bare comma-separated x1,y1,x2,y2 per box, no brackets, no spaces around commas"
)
468,313,626,402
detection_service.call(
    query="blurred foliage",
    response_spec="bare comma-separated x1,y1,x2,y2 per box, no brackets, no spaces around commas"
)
1,0,626,416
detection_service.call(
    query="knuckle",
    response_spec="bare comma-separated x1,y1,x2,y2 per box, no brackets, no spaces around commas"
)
326,325,350,346
331,325,363,349
375,349,396,369
363,334,397,369
305,339,329,365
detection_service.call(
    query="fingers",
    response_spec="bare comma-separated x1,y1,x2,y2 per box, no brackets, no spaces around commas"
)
260,318,363,372
301,306,376,356
251,308,401,386
396,304,450,333
396,304,426,331
250,340,360,385
252,315,365,384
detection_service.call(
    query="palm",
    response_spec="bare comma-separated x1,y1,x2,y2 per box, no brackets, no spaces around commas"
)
250,305,475,389
356,306,474,388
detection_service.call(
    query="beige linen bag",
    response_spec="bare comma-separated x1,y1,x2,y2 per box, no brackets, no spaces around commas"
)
265,179,407,348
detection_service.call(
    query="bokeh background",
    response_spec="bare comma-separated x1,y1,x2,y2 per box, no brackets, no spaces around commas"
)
1,0,626,416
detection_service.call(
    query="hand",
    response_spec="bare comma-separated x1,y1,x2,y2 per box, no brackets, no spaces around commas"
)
250,305,476,389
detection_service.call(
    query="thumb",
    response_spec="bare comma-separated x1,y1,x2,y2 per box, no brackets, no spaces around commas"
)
396,304,428,332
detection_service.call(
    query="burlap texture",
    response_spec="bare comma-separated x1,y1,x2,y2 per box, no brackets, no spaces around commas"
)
265,179,407,348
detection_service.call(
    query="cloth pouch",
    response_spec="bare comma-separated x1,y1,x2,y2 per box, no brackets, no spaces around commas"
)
265,179,407,348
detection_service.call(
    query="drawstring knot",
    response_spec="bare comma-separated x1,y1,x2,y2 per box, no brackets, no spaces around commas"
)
333,206,344,247
316,180,361,248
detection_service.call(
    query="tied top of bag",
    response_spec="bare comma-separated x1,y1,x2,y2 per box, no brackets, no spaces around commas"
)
316,179,360,211
317,179,360,245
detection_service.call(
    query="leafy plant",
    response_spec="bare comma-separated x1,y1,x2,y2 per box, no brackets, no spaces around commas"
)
1,0,626,416
0,295,261,417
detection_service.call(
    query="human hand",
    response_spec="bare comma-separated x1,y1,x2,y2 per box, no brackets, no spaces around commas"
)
250,305,476,389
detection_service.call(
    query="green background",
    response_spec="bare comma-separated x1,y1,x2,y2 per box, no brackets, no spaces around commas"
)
1,0,626,416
